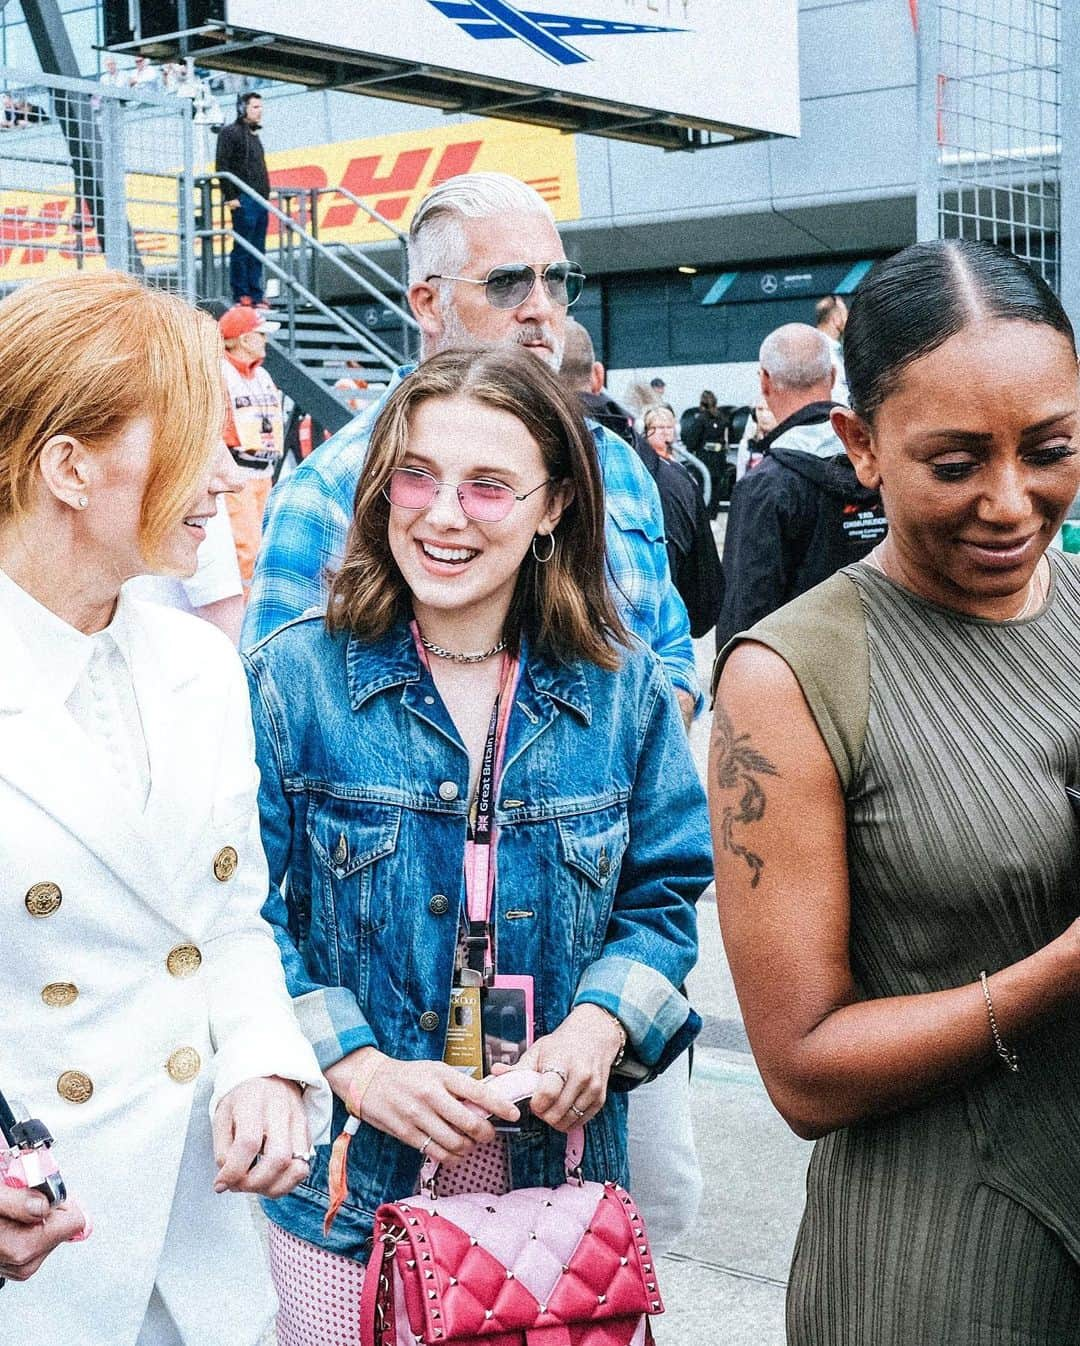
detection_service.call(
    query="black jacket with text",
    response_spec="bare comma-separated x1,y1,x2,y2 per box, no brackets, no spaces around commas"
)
715,401,886,649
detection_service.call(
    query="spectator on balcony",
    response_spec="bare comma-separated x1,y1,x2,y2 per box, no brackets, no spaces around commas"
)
216,92,270,307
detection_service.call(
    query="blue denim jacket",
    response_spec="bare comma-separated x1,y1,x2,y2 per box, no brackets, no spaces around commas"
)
244,616,711,1256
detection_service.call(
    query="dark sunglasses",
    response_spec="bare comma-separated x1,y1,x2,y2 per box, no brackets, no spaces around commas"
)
424,260,586,311
383,466,555,523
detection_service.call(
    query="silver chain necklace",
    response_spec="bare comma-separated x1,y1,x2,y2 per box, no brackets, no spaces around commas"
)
419,634,507,665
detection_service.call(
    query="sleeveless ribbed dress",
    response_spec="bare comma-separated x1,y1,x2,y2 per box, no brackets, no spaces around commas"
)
737,551,1080,1345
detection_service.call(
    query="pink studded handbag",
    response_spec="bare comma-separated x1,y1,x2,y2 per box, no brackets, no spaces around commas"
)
358,1070,662,1346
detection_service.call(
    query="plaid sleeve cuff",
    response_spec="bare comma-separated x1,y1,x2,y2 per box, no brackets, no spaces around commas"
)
291,985,378,1070
573,955,701,1076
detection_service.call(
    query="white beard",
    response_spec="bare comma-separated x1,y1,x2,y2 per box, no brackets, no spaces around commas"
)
431,305,565,372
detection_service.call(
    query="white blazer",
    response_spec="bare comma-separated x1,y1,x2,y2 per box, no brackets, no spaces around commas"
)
0,593,331,1346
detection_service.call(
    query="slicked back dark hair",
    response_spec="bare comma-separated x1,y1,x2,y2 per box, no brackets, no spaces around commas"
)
845,240,1075,422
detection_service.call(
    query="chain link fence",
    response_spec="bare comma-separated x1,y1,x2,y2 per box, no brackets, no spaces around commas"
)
0,66,194,297
919,0,1060,290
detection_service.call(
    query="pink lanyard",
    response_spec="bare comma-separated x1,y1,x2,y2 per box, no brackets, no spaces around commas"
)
412,625,521,983
462,653,521,981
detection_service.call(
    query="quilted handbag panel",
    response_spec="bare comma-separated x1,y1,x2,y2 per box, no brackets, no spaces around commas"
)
374,1180,662,1345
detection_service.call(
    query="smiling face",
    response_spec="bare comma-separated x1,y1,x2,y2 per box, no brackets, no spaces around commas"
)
411,212,569,371
387,394,568,642
836,318,1080,617
79,419,242,581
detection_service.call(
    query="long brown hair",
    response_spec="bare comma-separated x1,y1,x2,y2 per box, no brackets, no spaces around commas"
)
328,347,628,670
0,272,224,570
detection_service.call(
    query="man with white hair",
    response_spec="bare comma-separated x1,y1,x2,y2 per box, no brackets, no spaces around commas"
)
242,172,703,1254
243,172,699,725
714,322,886,649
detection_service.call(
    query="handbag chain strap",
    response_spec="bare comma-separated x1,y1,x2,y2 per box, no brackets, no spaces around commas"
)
373,1223,407,1346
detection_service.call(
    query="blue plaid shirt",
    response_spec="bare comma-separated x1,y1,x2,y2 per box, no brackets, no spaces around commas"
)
243,365,700,706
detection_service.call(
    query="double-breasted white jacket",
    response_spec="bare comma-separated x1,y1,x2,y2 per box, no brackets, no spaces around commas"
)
0,588,331,1346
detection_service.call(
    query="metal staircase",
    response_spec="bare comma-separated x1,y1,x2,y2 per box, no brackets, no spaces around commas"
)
195,172,419,434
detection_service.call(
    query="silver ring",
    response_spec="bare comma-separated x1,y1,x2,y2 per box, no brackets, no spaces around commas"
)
419,1135,434,1156
544,1067,569,1085
569,1104,586,1119
291,1150,313,1163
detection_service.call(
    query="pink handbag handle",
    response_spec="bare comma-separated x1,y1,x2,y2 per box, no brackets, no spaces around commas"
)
419,1068,585,1189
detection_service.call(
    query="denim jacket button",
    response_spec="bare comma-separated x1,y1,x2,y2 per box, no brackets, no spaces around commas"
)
438,781,459,802
419,1011,440,1032
428,894,450,916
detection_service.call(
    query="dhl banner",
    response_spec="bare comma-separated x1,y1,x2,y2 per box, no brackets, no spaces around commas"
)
0,117,581,281
263,117,581,242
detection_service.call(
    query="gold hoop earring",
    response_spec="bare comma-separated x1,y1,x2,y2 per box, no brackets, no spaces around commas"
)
531,533,555,564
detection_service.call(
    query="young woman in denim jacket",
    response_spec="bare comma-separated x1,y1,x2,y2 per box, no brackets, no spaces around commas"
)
244,347,712,1342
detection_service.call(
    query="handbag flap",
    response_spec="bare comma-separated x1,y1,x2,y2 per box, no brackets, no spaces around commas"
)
375,1181,661,1343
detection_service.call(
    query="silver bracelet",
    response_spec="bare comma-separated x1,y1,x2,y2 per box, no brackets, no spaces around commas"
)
979,970,1019,1074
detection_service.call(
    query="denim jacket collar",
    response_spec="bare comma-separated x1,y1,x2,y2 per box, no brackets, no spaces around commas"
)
345,620,592,725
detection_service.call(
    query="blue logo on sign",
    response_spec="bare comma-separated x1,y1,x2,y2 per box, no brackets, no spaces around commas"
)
428,1,687,66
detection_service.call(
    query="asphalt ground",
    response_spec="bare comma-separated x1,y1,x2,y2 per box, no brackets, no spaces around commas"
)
259,514,812,1344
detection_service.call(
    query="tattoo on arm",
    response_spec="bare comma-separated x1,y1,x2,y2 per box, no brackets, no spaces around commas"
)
712,700,780,888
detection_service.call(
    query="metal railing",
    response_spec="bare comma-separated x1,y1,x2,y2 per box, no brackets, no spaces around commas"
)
195,170,418,362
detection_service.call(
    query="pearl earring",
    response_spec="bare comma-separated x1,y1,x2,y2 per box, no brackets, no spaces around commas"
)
77,496,88,509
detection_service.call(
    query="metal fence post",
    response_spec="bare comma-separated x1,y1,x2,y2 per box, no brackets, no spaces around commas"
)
915,0,939,243
179,100,196,301
1060,2,1080,319
100,94,128,272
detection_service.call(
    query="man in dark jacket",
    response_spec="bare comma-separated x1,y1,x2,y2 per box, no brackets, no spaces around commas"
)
562,320,724,638
215,92,271,305
715,323,886,649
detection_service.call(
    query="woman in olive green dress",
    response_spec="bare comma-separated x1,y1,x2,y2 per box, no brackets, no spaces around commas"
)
711,239,1080,1344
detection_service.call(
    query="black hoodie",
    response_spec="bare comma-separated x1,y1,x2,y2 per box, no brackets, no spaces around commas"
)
715,401,886,649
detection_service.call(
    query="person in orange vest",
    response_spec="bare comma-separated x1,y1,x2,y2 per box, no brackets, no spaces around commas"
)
218,305,284,597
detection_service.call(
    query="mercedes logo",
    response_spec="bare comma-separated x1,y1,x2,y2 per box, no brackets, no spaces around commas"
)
760,273,779,295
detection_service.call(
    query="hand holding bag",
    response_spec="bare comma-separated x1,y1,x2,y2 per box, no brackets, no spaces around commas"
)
358,1069,663,1346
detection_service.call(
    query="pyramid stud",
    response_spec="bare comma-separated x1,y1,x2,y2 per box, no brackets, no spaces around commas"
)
620,1257,628,1266
562,1265,569,1274
485,1310,494,1321
408,1218,419,1225
643,1263,652,1272
424,1270,434,1280
449,1277,458,1287
544,1200,553,1207
652,1300,661,1310
529,1231,537,1239
432,1311,441,1320
470,1238,478,1247
639,1245,648,1254
540,1304,547,1314
422,1253,431,1262
428,1290,437,1300
505,1270,515,1280
647,1282,656,1291
598,1294,607,1305
406,1260,416,1269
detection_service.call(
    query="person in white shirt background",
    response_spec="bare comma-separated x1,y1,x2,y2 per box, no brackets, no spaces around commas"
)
0,272,330,1346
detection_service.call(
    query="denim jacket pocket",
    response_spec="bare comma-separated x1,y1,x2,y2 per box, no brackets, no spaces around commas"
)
306,798,402,988
556,803,629,967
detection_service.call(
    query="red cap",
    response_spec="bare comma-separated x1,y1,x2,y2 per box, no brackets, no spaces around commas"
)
218,305,281,340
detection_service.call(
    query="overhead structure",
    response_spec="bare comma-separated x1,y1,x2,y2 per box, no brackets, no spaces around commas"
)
103,0,800,152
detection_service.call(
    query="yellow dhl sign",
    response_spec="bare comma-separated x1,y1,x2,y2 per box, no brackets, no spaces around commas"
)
0,118,581,279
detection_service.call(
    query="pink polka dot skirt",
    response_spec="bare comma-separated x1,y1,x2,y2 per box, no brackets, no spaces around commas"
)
269,1138,510,1344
